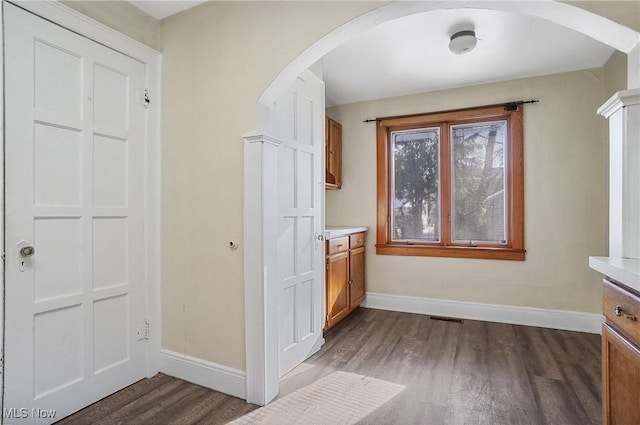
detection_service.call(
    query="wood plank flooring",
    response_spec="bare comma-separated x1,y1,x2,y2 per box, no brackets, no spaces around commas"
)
58,308,601,425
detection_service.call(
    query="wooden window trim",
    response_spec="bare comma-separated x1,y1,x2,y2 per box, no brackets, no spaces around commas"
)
376,105,525,261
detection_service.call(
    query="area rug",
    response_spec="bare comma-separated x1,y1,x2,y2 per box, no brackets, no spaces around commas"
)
228,371,405,425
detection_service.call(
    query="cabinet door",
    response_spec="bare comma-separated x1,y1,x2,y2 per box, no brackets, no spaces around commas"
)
349,247,366,309
602,323,640,425
326,118,342,189
326,252,349,329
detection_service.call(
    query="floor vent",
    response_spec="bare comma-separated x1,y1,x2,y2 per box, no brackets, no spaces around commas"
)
429,316,464,324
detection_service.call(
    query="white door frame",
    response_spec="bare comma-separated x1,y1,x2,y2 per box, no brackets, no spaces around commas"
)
0,4,5,416
0,0,162,411
244,0,640,406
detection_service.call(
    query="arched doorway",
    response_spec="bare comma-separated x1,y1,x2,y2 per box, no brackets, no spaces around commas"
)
245,1,640,405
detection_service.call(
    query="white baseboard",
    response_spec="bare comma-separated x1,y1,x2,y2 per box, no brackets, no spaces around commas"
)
159,349,246,399
361,292,603,334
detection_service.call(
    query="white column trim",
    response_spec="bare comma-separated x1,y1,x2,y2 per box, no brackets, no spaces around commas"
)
244,132,284,147
598,88,640,118
243,132,282,405
599,89,640,259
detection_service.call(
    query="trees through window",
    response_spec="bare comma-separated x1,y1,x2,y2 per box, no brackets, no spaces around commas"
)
376,105,525,260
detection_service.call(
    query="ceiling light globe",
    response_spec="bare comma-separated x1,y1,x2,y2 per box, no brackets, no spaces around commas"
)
449,30,477,55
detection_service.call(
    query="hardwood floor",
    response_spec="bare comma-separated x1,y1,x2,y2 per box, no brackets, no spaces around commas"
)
58,308,601,425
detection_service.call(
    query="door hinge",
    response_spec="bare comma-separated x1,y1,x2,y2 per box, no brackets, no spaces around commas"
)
326,314,330,323
1,252,5,261
326,262,329,271
143,89,150,108
137,320,150,341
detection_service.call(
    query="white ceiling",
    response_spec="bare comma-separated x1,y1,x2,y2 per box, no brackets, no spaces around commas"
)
128,3,616,106
323,8,615,106
129,1,204,20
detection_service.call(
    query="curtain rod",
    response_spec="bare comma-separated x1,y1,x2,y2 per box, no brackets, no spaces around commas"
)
362,99,539,123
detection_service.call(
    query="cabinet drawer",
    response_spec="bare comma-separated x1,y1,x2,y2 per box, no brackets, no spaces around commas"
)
603,279,640,344
327,237,349,255
350,232,365,249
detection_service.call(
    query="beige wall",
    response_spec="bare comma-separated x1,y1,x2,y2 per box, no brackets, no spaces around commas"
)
157,0,638,373
569,0,640,89
567,1,640,34
629,44,640,89
61,1,159,49
603,51,628,98
326,70,609,314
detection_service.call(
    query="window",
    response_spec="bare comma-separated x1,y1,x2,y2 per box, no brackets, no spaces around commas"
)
376,105,525,260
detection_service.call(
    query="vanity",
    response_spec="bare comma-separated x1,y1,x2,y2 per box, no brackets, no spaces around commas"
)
590,89,640,425
324,227,368,329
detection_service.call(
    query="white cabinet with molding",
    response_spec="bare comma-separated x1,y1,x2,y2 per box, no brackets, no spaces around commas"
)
597,89,640,260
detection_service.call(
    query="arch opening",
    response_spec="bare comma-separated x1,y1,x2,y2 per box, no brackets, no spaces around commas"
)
246,0,640,406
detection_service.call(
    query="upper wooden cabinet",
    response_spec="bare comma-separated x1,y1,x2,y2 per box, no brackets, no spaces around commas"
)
325,117,342,190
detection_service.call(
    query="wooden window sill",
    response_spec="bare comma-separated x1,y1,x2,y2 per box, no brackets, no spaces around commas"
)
325,183,341,190
375,244,526,261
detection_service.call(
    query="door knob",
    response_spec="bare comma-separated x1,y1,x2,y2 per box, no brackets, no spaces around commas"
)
17,241,35,272
20,245,35,257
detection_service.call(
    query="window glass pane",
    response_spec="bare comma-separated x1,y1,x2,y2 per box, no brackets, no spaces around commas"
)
391,128,440,242
451,120,507,243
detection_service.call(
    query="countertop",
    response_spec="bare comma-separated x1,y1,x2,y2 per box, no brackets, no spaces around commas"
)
590,256,640,292
325,226,368,239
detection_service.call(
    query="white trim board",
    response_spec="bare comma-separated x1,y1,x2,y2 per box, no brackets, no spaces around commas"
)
361,292,603,334
159,350,247,399
8,0,159,62
0,3,5,416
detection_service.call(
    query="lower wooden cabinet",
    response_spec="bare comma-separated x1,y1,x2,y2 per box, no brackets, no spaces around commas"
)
349,247,365,309
601,279,640,425
602,324,640,425
326,251,350,326
325,231,366,330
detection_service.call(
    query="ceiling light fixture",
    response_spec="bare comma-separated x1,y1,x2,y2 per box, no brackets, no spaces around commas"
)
449,30,477,55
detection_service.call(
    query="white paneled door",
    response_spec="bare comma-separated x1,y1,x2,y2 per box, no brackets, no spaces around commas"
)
4,4,147,423
272,72,325,377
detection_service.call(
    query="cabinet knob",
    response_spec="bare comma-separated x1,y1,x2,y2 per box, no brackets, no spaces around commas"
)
614,305,637,321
